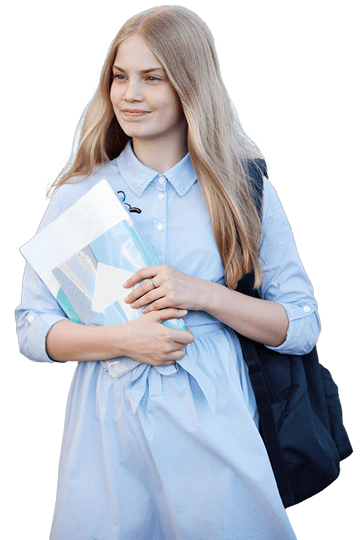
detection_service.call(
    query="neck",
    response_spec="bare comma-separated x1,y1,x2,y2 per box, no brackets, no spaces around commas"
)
132,124,188,173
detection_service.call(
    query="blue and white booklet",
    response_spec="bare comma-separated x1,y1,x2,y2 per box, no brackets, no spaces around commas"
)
20,178,187,379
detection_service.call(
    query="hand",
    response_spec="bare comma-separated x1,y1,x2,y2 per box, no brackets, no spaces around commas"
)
123,264,205,314
119,308,194,366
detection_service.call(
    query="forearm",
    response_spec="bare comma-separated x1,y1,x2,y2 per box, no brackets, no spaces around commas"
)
125,266,288,347
45,309,193,364
46,320,123,362
200,280,289,347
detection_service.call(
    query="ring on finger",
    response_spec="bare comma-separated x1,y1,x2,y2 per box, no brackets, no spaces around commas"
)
149,278,156,290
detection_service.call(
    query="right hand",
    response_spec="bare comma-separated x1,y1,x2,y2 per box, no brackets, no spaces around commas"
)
118,308,194,366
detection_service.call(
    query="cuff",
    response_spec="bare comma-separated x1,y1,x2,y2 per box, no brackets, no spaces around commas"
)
266,302,321,355
18,309,68,363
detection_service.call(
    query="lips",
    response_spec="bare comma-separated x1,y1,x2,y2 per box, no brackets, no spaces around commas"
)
121,109,150,117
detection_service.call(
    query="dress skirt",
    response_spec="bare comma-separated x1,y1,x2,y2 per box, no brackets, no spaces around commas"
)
50,322,296,540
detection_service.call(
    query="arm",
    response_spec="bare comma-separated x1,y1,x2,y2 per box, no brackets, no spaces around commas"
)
16,182,194,366
123,177,320,353
123,267,288,347
195,282,289,347
16,249,193,366
45,309,193,364
16,259,193,366
15,184,75,364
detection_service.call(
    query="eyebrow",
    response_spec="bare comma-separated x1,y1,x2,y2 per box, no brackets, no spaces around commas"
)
112,66,165,75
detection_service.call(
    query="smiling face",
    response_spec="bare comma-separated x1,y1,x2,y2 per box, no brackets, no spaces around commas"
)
110,35,186,147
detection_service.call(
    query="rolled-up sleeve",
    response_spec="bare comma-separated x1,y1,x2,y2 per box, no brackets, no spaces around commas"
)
15,184,75,362
259,178,321,354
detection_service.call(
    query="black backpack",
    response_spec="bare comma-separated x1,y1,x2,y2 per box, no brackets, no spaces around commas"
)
235,160,353,507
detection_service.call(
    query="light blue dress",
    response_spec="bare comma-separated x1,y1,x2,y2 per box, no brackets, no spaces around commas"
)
16,142,320,540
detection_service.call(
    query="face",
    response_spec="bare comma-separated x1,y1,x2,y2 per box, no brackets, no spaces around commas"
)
110,35,186,145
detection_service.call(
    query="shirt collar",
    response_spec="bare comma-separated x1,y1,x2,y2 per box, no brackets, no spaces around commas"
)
115,141,197,197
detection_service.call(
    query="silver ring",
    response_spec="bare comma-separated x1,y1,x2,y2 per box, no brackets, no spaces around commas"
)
149,279,156,290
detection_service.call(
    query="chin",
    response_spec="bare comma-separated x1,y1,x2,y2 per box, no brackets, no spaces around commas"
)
120,125,152,140
123,130,165,143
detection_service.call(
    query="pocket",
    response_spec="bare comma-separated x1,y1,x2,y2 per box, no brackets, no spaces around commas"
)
321,365,353,460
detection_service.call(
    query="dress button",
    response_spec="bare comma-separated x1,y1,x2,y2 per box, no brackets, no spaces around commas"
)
303,305,311,313
158,192,164,200
157,223,164,231
27,314,35,323
158,176,165,184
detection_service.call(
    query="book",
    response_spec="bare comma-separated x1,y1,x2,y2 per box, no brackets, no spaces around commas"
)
20,177,187,378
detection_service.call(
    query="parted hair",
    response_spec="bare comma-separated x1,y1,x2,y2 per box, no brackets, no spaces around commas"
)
50,5,265,289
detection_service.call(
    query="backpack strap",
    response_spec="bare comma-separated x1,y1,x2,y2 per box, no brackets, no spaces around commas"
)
235,159,265,295
245,158,267,217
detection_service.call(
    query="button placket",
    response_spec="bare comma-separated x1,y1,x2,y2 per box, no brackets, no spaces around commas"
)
153,175,167,262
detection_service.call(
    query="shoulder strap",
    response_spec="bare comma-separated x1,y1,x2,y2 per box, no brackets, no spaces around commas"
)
245,158,266,217
235,159,265,295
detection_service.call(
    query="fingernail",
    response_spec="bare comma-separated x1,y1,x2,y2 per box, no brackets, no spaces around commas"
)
179,310,187,315
123,281,128,288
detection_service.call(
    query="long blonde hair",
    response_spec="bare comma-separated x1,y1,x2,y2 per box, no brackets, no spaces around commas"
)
50,5,265,289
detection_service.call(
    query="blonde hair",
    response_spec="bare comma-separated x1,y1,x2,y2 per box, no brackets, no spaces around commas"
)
50,5,264,289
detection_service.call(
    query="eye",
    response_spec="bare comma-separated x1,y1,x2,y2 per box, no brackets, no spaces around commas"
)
113,73,126,81
146,76,161,82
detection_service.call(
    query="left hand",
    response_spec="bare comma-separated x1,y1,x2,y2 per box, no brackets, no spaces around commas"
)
123,265,205,314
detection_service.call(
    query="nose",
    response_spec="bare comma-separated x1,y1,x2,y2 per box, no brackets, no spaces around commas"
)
124,78,143,102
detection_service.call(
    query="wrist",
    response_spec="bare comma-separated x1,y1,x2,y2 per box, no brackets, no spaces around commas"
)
103,323,129,358
197,279,225,313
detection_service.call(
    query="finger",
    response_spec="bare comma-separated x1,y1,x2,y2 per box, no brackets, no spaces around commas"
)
147,309,193,344
149,308,187,323
165,326,194,345
173,330,194,345
125,280,163,306
154,350,186,366
141,297,170,313
123,265,161,288
163,349,187,362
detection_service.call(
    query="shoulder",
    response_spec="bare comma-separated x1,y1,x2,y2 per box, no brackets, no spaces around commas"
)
58,159,120,203
262,176,288,226
259,176,296,254
245,171,280,226
39,159,120,231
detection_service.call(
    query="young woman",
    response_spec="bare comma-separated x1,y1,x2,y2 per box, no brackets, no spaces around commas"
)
16,5,320,539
